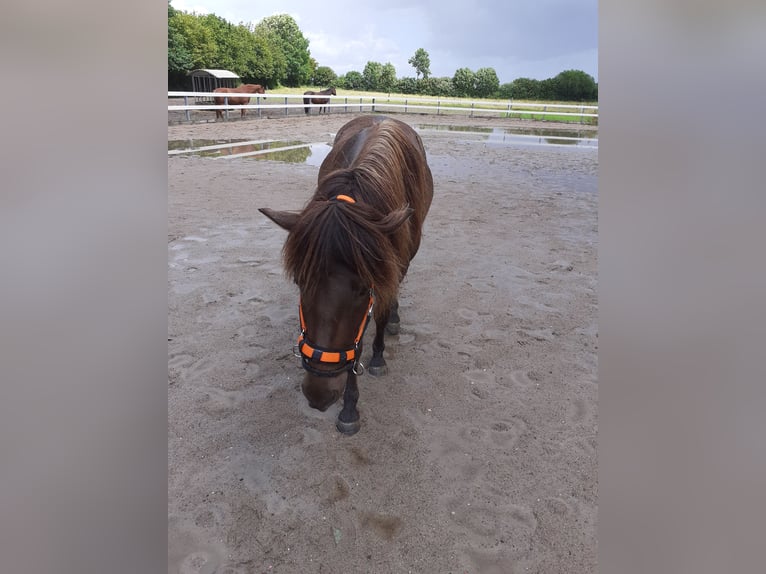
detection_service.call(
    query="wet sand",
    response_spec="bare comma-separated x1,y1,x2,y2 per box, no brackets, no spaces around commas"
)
168,112,598,573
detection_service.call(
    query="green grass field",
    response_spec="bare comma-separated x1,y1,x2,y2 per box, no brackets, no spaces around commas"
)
268,87,598,124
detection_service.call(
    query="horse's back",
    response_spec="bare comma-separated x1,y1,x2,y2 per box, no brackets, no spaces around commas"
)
322,115,431,189
319,115,433,259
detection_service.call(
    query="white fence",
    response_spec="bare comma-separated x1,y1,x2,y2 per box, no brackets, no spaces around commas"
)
167,91,598,123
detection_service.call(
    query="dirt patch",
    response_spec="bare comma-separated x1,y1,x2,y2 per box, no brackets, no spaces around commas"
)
168,112,597,573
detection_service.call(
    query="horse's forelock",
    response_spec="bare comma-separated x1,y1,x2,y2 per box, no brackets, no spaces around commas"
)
282,188,402,309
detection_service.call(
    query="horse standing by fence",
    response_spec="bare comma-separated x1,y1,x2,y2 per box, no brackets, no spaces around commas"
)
303,87,336,115
212,84,265,120
259,115,434,435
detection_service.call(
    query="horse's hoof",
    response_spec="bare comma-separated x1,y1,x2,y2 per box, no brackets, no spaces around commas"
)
385,321,400,336
368,364,389,377
336,418,361,435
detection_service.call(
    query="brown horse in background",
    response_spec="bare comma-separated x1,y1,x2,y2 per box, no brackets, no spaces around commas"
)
259,115,434,435
212,84,265,120
303,87,336,115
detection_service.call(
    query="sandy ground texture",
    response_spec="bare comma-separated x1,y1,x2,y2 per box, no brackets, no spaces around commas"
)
168,112,598,573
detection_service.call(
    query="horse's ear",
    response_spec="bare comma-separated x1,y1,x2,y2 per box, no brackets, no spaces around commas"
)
379,206,414,233
259,208,299,231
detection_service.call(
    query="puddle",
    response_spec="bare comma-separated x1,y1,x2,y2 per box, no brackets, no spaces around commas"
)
168,139,333,165
250,143,332,166
417,124,597,148
168,122,596,166
167,138,253,153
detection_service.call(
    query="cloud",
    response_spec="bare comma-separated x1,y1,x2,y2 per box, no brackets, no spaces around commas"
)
170,0,598,82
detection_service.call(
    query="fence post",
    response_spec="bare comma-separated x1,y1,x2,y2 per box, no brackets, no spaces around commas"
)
579,105,584,124
507,99,512,119
345,96,348,114
359,97,362,113
257,96,261,118
224,96,229,121
183,96,190,122
470,102,474,118
437,99,440,116
284,97,288,116
372,98,376,113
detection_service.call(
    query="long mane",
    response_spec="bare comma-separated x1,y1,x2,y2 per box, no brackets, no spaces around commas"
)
281,119,432,310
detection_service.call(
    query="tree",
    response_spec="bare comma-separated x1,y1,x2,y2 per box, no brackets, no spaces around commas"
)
341,70,364,90
312,66,337,87
452,67,475,97
397,77,418,94
508,77,541,99
474,67,499,98
408,48,431,80
255,14,312,86
552,69,598,101
200,13,237,70
419,76,454,97
239,26,285,86
168,3,193,88
379,63,397,93
172,11,218,70
497,82,514,99
251,25,287,86
362,61,383,91
538,78,558,100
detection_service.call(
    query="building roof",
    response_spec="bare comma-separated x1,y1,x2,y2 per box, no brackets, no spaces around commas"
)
189,69,240,79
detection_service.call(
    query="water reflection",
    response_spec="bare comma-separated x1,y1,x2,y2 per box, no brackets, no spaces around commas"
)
168,121,597,165
418,124,597,148
168,139,333,165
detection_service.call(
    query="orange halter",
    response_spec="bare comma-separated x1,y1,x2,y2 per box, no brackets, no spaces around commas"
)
293,193,372,376
295,288,374,377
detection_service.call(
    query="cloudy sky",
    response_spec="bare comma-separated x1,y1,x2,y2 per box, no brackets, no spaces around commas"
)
170,0,598,84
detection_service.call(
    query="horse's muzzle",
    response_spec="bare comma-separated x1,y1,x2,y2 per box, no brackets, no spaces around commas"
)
301,374,344,411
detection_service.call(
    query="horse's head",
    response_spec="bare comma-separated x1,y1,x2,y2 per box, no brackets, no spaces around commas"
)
259,195,411,412
258,206,372,411
296,266,374,410
330,87,337,96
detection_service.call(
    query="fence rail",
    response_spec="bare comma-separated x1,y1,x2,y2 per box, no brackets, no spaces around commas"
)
167,91,598,123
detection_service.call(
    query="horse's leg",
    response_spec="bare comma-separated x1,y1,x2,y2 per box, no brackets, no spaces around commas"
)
385,298,400,335
368,307,391,377
336,372,361,435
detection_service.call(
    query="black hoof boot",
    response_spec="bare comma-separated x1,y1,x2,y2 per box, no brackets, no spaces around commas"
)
368,363,389,377
336,418,361,435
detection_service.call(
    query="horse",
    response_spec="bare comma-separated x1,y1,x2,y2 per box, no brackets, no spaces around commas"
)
303,87,336,115
212,84,265,120
259,115,434,435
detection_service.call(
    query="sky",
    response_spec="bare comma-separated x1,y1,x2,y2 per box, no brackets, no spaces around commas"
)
170,0,598,84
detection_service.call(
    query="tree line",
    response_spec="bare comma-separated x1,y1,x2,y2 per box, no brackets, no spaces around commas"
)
168,3,597,102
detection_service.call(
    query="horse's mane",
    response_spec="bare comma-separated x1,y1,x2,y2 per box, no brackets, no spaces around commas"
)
282,121,426,309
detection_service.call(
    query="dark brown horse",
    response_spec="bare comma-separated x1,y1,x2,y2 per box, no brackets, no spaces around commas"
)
259,115,433,434
303,87,336,115
212,84,265,120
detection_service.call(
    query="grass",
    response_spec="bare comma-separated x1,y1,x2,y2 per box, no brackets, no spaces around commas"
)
266,86,598,124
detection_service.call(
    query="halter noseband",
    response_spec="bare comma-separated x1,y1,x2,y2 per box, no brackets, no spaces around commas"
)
294,289,374,377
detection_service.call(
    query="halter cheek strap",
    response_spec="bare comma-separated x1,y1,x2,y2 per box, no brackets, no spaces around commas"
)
295,288,374,377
